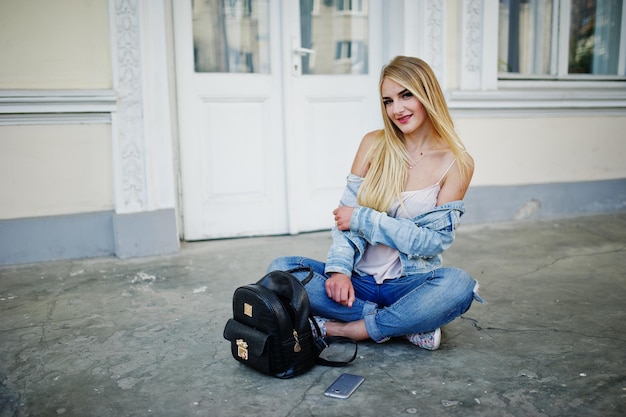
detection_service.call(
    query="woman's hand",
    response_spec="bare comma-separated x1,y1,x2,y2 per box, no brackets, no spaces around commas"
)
333,206,354,231
325,273,355,307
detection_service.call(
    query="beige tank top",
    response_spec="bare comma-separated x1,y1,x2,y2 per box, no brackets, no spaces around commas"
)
356,160,456,283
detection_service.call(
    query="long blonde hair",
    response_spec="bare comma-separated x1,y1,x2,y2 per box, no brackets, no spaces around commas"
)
358,56,471,212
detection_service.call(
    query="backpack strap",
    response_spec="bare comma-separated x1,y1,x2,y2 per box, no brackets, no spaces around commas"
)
314,335,358,367
286,266,314,286
286,266,359,367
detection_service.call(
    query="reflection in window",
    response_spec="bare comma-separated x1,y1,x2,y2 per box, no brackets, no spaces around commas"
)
193,0,270,73
300,0,369,74
498,0,554,74
498,0,624,77
569,0,622,74
336,0,366,12
335,40,367,73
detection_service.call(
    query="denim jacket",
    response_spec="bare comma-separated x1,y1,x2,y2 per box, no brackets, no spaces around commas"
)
324,173,465,278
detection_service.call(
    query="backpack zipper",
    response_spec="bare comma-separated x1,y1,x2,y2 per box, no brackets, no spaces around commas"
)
293,330,302,352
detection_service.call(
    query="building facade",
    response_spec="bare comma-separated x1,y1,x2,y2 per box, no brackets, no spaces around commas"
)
1,0,625,265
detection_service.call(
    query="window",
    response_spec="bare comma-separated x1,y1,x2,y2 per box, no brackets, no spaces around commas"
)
498,0,625,79
192,0,270,73
335,0,366,13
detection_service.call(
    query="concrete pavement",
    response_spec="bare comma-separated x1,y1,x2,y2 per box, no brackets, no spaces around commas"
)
1,212,625,416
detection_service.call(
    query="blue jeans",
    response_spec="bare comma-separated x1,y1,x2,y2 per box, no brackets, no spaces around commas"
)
267,256,483,343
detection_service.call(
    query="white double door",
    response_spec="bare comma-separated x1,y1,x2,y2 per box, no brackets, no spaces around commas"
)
174,1,382,240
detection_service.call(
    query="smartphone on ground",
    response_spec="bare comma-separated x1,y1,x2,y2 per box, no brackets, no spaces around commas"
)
323,373,365,399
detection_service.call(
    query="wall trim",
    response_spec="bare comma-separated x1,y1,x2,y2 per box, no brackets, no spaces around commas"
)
458,0,498,90
448,84,626,117
0,113,112,125
406,0,445,82
108,0,177,217
109,0,148,213
0,90,116,125
0,90,117,113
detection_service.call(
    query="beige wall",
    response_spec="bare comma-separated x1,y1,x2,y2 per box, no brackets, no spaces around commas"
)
457,116,626,186
0,124,114,219
0,0,114,221
0,0,112,89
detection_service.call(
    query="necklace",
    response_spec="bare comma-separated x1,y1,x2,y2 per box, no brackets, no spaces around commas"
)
407,143,434,169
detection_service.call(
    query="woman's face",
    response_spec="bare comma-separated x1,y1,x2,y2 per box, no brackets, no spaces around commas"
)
381,78,428,137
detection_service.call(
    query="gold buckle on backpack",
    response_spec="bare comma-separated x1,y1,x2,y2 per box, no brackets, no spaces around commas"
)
244,303,253,317
236,339,249,360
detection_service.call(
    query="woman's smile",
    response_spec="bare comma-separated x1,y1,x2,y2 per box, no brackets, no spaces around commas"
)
397,114,412,124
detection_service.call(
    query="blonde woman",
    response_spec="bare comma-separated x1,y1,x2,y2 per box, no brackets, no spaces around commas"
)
269,56,483,350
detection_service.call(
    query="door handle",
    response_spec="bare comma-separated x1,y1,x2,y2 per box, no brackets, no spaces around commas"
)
291,36,315,76
293,47,315,56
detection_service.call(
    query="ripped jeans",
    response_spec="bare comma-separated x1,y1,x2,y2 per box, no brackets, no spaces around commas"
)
267,256,484,343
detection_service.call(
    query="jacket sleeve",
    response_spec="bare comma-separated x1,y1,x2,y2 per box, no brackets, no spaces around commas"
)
324,228,360,276
339,173,362,206
323,174,366,276
348,206,462,258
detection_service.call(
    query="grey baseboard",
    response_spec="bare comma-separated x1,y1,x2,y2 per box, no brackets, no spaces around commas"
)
112,209,180,259
1,179,624,265
463,178,626,224
0,209,179,266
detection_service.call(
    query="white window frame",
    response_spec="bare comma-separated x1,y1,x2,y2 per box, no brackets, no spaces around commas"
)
448,0,626,116
498,0,626,81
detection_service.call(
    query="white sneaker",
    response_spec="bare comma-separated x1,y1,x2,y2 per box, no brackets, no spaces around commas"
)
405,328,441,350
310,316,329,338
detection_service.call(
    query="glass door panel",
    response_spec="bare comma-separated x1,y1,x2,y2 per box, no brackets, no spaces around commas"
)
300,0,369,74
193,0,270,73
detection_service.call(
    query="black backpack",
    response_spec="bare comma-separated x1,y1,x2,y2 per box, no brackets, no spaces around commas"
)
223,268,357,378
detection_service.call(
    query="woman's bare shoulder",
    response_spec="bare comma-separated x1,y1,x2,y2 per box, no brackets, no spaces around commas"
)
361,129,383,148
351,130,383,176
437,150,474,204
455,149,475,184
